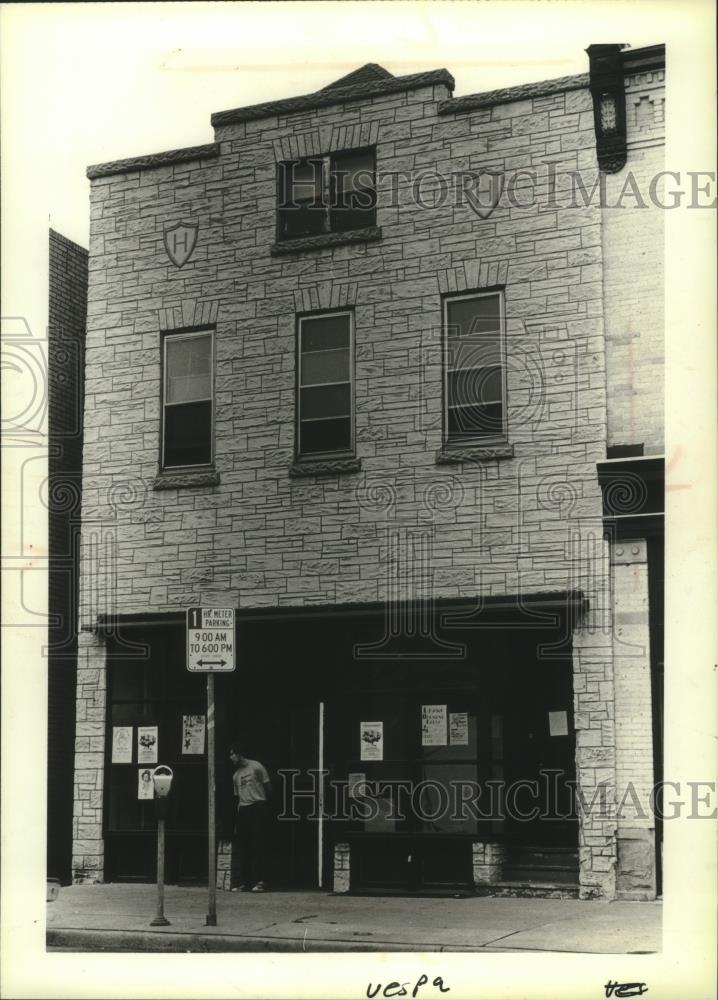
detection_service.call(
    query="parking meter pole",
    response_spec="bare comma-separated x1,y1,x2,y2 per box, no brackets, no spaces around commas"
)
206,672,217,926
150,816,170,926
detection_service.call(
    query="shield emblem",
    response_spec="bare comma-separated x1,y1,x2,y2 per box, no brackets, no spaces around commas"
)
163,220,199,268
463,169,505,221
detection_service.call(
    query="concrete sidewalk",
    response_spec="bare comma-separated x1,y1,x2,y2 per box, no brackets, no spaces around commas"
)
47,884,662,954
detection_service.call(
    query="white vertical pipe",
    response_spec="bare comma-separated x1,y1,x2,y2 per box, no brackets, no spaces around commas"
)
318,700,324,888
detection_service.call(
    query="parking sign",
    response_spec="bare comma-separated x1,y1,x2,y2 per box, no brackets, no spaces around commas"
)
186,607,236,672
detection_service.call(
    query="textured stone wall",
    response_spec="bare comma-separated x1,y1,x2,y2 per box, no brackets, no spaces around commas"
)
333,842,351,893
611,540,656,899
217,838,234,891
80,79,608,619
71,631,107,882
77,70,631,894
603,69,665,455
471,841,504,885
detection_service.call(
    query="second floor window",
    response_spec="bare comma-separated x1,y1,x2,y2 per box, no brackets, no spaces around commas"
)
444,292,506,444
162,330,213,468
297,312,353,458
278,148,376,239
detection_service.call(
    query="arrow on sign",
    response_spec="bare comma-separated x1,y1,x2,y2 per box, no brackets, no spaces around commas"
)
196,659,227,668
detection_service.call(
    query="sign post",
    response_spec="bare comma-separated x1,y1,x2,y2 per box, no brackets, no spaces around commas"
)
206,672,216,926
186,607,236,927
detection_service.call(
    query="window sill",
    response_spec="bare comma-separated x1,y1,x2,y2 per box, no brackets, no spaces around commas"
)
271,225,382,256
289,457,362,478
153,468,220,490
436,444,514,464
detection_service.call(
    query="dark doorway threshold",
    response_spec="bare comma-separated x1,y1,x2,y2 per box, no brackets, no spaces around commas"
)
343,888,474,899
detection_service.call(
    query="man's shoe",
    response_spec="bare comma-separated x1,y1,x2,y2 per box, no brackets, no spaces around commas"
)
251,881,266,893
231,884,250,892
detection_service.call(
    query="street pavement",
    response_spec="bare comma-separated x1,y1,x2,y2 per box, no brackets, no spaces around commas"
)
46,884,662,953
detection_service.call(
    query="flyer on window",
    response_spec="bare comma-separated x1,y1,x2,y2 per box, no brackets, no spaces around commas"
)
137,725,158,764
360,722,383,761
421,704,447,746
182,714,206,754
347,772,367,798
137,767,154,800
548,710,568,737
111,726,132,764
449,712,469,746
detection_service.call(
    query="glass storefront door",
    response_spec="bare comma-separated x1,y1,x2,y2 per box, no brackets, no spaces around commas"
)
325,682,486,890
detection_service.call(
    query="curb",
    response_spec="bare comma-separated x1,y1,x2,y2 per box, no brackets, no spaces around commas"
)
46,928,451,953
46,928,657,955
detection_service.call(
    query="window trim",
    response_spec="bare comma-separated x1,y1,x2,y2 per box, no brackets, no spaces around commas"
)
295,309,355,462
277,147,377,242
442,289,508,448
160,326,215,472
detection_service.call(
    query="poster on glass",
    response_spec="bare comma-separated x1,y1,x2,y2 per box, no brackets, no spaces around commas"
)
137,725,158,764
111,726,132,764
421,704,447,747
182,714,206,754
449,712,469,746
360,722,383,761
137,768,154,800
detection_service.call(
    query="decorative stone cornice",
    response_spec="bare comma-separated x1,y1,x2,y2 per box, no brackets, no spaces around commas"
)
153,469,220,490
271,226,382,257
437,73,589,116
211,69,454,127
436,445,514,464
87,143,220,180
621,44,665,74
289,458,362,478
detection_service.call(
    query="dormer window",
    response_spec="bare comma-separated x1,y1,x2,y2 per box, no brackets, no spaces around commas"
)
278,148,376,240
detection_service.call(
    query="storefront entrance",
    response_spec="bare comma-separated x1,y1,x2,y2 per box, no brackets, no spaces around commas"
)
102,595,579,891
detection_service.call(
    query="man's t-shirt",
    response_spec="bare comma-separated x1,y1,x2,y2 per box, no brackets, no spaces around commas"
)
233,759,270,807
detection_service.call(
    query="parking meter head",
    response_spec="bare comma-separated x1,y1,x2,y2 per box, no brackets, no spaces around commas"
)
152,765,174,798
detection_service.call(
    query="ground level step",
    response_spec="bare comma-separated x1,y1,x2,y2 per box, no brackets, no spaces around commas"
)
503,866,578,885
476,881,580,899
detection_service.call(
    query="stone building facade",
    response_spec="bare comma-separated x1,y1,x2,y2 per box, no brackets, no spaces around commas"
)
72,45,664,899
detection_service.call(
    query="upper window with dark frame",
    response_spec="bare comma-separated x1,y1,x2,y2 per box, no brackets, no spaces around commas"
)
444,292,506,444
278,148,376,240
297,311,353,459
162,330,214,469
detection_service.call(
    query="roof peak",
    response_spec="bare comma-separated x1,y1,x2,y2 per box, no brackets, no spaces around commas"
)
320,63,394,92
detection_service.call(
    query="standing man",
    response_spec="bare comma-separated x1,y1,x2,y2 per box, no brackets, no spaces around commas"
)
229,745,272,892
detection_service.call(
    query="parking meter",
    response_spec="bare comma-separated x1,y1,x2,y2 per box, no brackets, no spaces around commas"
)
152,765,173,818
150,765,173,926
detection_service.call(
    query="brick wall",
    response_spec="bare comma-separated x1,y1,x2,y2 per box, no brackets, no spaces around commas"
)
48,229,87,883
603,69,665,456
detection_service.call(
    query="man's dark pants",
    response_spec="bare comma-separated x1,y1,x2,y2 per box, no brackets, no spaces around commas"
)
234,801,269,886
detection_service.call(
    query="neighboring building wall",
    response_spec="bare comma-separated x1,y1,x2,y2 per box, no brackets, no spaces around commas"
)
48,229,87,883
600,53,665,899
611,540,656,899
75,66,650,896
602,65,665,455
